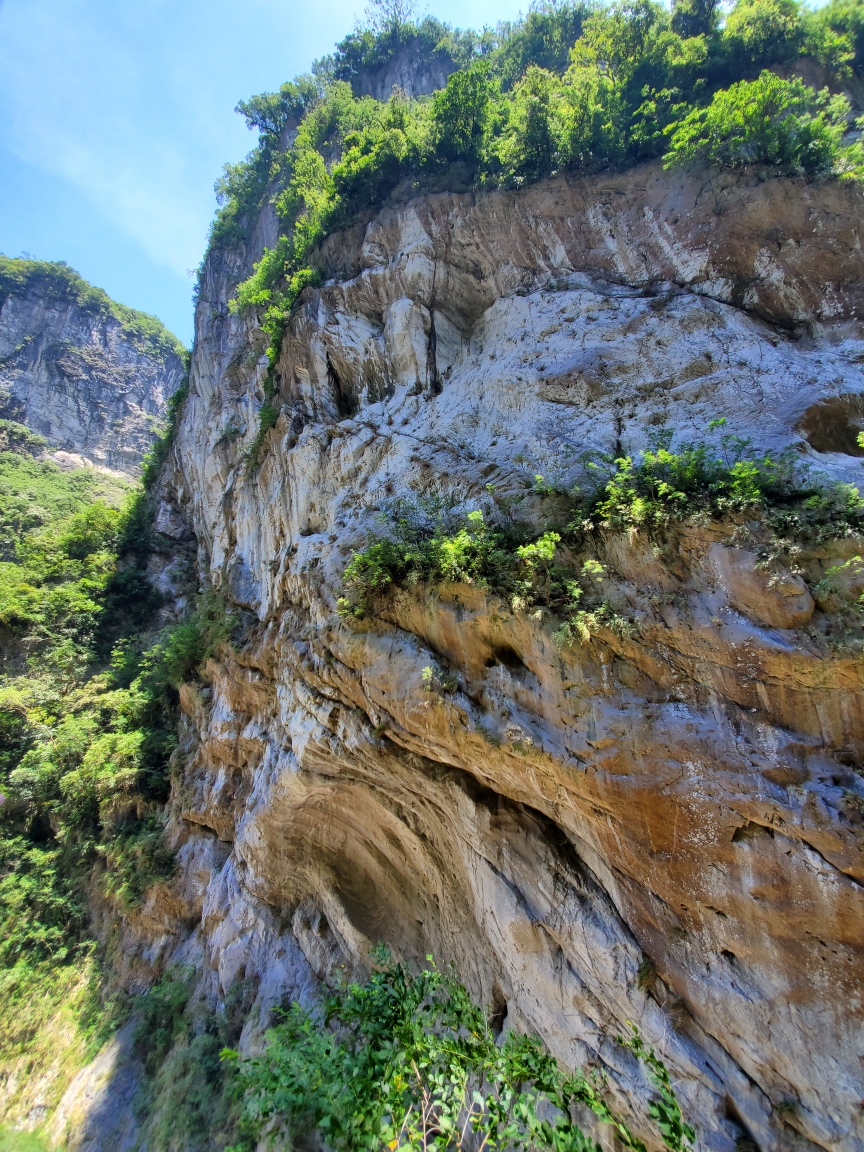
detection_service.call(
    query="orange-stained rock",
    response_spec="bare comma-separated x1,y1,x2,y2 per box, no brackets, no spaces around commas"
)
130,161,864,1152
708,544,815,629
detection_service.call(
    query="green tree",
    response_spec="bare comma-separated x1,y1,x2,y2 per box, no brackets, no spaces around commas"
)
497,65,561,180
493,2,595,87
664,70,850,173
235,76,319,139
809,0,864,72
431,61,498,165
671,0,719,39
723,0,806,66
557,64,624,167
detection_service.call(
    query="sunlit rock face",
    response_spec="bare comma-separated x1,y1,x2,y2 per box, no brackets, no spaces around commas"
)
0,287,185,474
158,162,864,1152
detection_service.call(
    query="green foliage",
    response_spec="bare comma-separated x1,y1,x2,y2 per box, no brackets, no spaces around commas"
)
131,970,253,1151
141,377,190,490
0,346,226,1143
0,257,185,363
244,401,281,470
764,481,864,544
0,458,141,680
210,145,280,251
153,587,237,687
0,948,125,1127
101,813,177,909
813,0,864,73
493,3,595,88
218,0,864,370
671,0,720,40
0,836,87,964
620,1026,696,1152
591,426,801,529
664,71,852,173
34,465,177,680
134,972,194,1071
316,13,489,92
432,62,498,163
0,449,128,561
340,426,864,644
724,0,807,64
229,952,693,1152
339,498,631,645
339,503,524,617
235,76,319,139
0,404,216,1113
0,419,48,458
495,65,563,181
141,1031,245,1152
590,426,864,538
0,1124,49,1150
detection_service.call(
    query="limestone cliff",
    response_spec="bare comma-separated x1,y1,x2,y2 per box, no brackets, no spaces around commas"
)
112,163,864,1152
0,259,186,475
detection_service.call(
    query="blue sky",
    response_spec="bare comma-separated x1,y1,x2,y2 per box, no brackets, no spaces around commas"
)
0,0,527,345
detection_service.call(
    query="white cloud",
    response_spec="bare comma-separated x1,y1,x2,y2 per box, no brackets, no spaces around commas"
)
0,0,356,275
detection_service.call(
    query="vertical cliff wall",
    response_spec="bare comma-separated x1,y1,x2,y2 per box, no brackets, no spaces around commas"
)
0,259,186,474
123,162,864,1152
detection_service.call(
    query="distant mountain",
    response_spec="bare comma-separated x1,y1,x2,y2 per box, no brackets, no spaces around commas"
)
0,257,187,475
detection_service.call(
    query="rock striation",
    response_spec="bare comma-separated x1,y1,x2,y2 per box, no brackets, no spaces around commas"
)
131,162,864,1152
0,261,186,474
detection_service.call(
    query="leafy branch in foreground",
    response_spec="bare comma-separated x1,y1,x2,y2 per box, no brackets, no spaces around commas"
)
620,1025,696,1152
224,951,694,1152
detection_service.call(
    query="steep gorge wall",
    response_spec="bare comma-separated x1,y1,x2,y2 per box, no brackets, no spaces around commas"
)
141,162,864,1152
0,275,186,474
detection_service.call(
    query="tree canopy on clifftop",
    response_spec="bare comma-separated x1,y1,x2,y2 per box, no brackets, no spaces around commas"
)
209,0,864,360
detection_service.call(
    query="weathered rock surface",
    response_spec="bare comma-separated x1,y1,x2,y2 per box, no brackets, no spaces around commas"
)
348,40,458,101
0,279,186,474
135,162,864,1152
708,544,816,629
50,1021,143,1152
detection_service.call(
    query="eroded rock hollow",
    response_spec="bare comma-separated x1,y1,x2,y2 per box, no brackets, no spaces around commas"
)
151,163,864,1152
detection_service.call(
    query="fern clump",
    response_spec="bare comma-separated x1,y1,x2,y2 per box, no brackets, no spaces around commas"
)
338,500,566,619
589,425,864,541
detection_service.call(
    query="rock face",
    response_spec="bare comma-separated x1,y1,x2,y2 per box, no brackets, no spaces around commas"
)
151,162,864,1152
0,268,186,474
349,42,458,100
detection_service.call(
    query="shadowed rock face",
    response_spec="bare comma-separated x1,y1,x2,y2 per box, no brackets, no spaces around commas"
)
136,162,864,1152
0,288,186,475
349,42,458,101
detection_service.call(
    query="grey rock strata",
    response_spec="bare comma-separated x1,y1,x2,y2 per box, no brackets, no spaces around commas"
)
0,274,186,474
